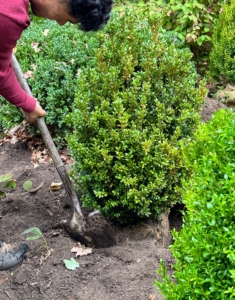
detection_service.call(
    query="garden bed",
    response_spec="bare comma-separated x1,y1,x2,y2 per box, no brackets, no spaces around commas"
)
0,97,225,300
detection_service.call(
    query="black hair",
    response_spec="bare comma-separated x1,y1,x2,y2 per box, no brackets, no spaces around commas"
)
69,0,113,31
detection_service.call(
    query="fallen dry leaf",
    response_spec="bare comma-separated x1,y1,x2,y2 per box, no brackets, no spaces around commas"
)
9,125,21,135
31,64,37,71
148,294,156,300
45,281,52,289
71,243,92,257
49,182,63,191
66,158,74,164
167,9,172,17
39,249,53,265
76,69,82,77
24,70,34,79
47,209,53,216
9,135,19,145
43,29,49,36
0,277,8,285
31,150,44,163
31,42,40,52
52,231,60,237
60,154,67,162
0,123,34,145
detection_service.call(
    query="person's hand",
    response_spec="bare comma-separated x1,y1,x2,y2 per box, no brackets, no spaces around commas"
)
23,102,46,123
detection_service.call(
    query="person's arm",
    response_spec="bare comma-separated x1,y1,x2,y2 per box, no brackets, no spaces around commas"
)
0,13,46,122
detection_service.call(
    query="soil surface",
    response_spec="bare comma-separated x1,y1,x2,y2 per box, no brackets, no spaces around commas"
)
0,97,226,300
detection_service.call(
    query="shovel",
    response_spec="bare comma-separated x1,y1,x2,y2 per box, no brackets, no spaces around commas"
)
11,54,116,248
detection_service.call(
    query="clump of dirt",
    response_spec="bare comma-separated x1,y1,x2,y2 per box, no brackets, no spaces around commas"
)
200,97,228,122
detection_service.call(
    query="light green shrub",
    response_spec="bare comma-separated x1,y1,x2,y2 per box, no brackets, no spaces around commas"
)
155,109,235,299
114,0,224,73
209,1,235,84
157,0,223,45
67,10,206,223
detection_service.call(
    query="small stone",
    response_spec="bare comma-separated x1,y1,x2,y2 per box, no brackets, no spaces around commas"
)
14,269,27,285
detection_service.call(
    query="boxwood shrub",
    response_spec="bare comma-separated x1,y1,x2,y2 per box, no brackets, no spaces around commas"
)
155,109,235,299
66,10,206,223
114,0,224,73
209,0,235,84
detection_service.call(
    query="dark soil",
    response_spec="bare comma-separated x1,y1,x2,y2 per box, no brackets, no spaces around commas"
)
0,97,226,300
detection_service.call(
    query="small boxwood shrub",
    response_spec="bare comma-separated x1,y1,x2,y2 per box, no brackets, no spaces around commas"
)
0,19,99,144
209,1,235,84
114,0,224,72
66,10,206,223
155,109,235,299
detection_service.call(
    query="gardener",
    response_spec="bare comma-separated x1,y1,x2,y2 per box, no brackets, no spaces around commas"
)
0,0,112,270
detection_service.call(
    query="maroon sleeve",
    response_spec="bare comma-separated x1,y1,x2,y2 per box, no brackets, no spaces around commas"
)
0,14,36,112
